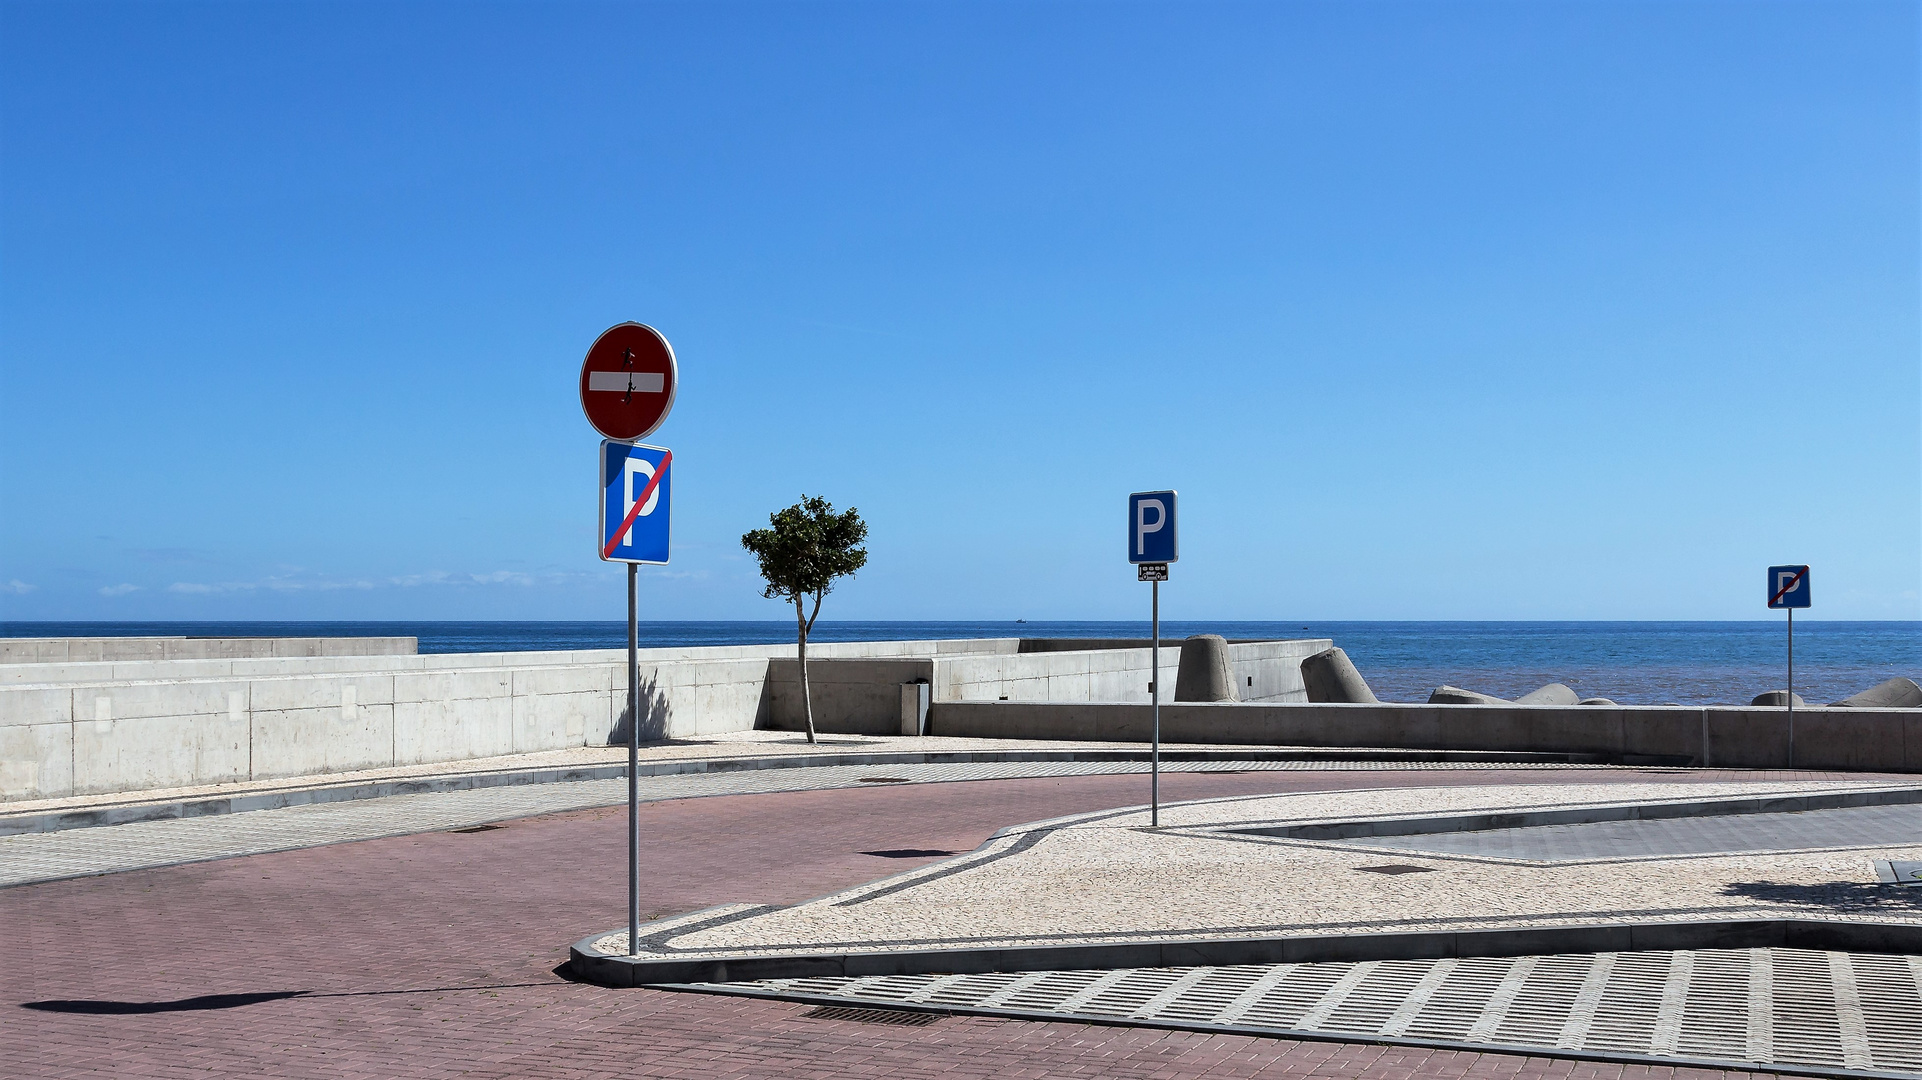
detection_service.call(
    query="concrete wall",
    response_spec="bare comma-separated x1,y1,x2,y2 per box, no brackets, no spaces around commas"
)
0,636,418,664
758,639,1329,734
0,637,1017,686
927,700,1922,771
762,659,937,735
0,637,1329,802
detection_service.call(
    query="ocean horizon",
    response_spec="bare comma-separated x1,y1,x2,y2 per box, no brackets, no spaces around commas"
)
4,619,1916,708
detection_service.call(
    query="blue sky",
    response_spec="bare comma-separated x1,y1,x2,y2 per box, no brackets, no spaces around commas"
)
1,0,1917,623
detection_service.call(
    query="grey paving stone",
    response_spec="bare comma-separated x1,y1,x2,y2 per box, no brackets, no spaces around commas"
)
1351,804,1922,862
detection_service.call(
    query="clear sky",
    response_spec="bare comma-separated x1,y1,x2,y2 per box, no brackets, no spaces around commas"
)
1,0,1917,623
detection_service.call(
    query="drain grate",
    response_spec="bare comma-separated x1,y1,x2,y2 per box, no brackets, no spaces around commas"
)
448,825,503,834
804,1005,938,1025
1354,864,1435,875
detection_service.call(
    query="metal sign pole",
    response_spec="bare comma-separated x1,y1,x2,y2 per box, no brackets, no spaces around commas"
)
1151,577,1160,828
627,562,639,956
1787,607,1794,770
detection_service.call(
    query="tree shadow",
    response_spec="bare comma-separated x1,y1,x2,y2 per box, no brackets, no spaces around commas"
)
607,672,670,744
1721,880,1922,911
21,980,568,1015
21,991,310,1014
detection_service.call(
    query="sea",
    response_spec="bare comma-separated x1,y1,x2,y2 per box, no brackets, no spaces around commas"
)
4,620,1917,708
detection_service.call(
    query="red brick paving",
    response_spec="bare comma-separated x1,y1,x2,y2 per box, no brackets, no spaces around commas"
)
1,767,1846,1078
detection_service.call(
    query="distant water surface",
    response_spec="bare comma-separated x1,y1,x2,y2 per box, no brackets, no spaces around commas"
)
3,620,1916,707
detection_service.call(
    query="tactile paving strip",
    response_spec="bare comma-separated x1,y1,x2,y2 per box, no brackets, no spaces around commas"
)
720,948,1922,1076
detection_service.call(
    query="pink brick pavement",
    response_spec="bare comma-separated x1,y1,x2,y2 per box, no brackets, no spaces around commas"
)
2,766,1840,1078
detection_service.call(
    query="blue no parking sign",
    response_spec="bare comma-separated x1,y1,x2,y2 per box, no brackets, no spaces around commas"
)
600,441,671,564
1767,565,1810,609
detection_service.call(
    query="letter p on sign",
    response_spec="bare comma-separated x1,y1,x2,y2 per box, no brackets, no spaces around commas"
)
1128,490,1178,564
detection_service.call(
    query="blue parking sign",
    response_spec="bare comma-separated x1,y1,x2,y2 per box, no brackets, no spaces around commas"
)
600,441,671,564
1767,565,1810,609
1128,490,1177,564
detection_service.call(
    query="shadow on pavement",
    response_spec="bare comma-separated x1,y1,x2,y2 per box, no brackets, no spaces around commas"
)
22,991,311,1014
23,979,578,1015
1722,880,1922,910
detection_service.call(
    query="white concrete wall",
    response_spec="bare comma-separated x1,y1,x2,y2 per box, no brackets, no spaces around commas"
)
0,636,417,664
0,637,1324,802
0,637,1018,685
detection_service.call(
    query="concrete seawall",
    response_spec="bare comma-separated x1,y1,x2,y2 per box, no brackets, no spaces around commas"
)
759,640,1327,735
0,636,418,664
0,637,1330,801
929,700,1922,771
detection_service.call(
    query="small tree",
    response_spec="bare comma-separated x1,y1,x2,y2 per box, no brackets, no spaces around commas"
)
741,495,869,744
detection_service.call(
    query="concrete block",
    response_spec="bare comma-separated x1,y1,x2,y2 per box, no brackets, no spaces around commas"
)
250,674,396,713
81,680,245,723
1793,709,1908,770
0,638,73,663
0,686,73,727
1622,707,1699,763
1833,677,1922,709
0,722,73,800
1428,685,1509,705
512,687,604,752
1174,636,1237,702
1578,698,1618,706
1437,705,1622,756
1299,648,1379,704
251,701,398,778
394,691,513,765
249,679,393,776
1515,683,1580,706
1750,691,1807,708
1703,709,1789,769
73,706,250,794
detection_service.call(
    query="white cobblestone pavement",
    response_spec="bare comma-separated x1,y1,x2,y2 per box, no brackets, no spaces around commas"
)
602,781,1922,957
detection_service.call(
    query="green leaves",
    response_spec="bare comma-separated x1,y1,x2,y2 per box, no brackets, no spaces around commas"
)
740,495,869,611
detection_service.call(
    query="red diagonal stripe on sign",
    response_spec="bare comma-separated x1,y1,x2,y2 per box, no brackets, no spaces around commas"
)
1770,566,1807,606
603,449,672,559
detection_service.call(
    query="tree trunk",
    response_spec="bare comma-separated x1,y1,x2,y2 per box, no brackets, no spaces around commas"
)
795,597,816,744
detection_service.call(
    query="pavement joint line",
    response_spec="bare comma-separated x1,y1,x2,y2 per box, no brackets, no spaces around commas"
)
0,746,1619,837
648,978,1922,1080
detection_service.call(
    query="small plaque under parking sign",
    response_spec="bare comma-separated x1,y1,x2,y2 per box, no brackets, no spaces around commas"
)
1137,562,1168,582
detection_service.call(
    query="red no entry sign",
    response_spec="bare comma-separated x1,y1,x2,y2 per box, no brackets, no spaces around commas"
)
579,322,678,442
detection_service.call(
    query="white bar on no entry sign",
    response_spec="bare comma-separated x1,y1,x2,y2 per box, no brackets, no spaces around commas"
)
588,371,665,394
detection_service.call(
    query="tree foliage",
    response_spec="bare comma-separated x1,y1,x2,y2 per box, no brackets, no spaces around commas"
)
740,495,869,631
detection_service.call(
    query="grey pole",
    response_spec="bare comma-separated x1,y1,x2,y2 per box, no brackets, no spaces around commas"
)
1787,607,1795,770
627,561,639,956
1151,576,1160,828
